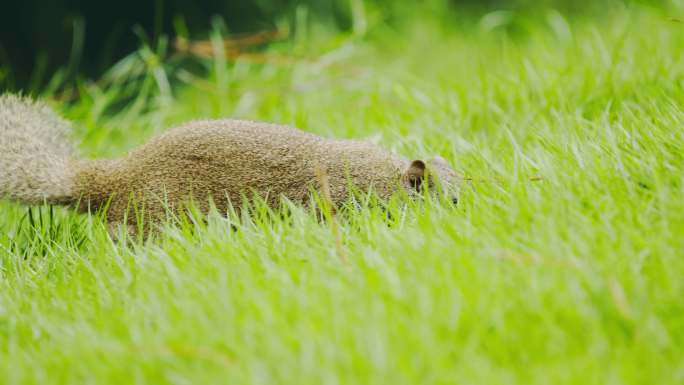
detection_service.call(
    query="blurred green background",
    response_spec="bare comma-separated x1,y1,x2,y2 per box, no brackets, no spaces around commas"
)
3,1,684,384
0,0,672,93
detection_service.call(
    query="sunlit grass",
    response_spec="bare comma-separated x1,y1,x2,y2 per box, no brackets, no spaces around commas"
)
1,7,684,384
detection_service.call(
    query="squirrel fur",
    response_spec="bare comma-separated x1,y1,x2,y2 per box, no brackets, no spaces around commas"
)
0,94,460,232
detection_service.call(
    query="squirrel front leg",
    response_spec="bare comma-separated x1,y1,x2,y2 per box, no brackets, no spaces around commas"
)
107,222,140,242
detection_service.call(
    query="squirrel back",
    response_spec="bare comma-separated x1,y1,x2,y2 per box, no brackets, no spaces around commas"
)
71,119,412,226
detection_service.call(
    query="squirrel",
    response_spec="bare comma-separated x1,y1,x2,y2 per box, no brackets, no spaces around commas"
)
0,94,460,234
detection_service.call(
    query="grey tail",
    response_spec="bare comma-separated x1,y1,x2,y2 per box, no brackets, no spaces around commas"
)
0,94,77,205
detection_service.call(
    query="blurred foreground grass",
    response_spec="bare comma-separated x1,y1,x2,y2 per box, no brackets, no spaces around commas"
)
1,6,684,385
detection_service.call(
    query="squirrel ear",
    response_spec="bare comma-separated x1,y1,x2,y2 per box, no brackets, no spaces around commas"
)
405,160,426,189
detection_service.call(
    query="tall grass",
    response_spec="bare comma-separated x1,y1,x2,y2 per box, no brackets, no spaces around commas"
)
1,6,683,385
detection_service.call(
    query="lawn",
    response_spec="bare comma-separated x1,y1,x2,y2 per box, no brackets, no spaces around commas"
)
1,5,683,384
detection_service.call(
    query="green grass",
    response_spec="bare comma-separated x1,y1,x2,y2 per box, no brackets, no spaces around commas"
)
2,6,684,384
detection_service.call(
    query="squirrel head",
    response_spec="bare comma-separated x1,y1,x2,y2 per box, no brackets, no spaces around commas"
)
403,156,460,205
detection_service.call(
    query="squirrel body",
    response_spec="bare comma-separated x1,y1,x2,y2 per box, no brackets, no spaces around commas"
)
1,95,459,232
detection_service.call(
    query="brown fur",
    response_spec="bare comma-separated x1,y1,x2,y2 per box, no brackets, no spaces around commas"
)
1,95,460,234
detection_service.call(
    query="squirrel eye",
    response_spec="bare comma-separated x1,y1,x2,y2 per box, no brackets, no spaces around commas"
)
409,176,423,191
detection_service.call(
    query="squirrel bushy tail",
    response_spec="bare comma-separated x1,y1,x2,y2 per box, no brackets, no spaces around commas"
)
0,94,77,205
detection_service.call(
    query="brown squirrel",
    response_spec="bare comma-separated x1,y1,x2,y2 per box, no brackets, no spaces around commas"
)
0,94,460,234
